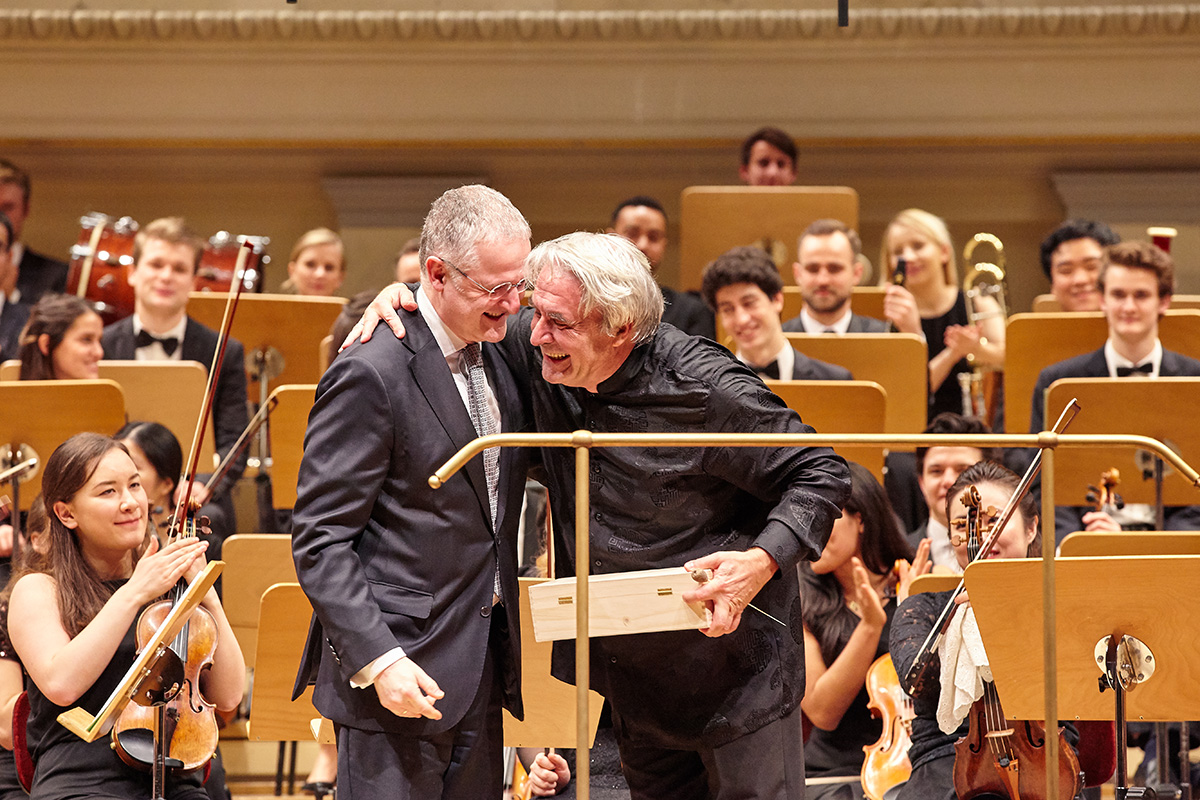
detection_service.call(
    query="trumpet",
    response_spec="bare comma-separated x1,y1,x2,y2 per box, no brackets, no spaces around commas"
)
959,233,1009,423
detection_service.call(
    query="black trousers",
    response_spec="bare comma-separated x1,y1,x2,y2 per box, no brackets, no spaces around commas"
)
614,705,806,800
334,612,507,800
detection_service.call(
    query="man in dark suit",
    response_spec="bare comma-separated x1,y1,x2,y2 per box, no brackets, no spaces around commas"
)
0,159,68,305
1030,239,1200,541
291,185,533,799
99,217,249,554
0,211,30,362
607,195,715,339
701,245,852,381
783,219,890,335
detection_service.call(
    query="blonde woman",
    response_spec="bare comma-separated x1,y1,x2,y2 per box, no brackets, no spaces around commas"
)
283,228,345,297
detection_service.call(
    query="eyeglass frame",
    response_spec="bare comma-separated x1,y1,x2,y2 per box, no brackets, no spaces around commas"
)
434,255,531,297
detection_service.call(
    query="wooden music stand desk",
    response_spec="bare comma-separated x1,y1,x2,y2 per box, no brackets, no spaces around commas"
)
965,555,1200,722
0,380,126,510
679,187,858,290
1059,531,1200,557
908,574,963,595
784,333,927,437
1004,310,1200,433
766,380,886,481
504,577,605,748
221,534,297,665
1033,294,1200,314
187,293,345,405
1043,377,1200,506
265,385,317,510
247,582,329,744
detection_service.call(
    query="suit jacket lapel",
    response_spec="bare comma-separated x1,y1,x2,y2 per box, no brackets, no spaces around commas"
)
408,329,493,530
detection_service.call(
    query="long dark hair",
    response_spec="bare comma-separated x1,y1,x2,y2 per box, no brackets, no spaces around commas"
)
25,433,151,637
945,460,1042,558
801,462,913,666
114,421,183,499
18,294,99,380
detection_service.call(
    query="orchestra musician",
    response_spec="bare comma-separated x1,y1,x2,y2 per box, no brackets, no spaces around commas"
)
0,160,68,306
7,432,244,800
17,294,103,381
888,460,1079,800
282,228,346,297
801,462,929,799
99,217,250,559
0,211,29,363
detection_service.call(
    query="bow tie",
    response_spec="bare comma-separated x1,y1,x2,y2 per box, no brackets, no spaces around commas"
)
1116,362,1153,377
752,361,781,380
135,329,180,356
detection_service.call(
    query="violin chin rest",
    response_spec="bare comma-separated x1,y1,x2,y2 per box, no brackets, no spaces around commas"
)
114,728,185,771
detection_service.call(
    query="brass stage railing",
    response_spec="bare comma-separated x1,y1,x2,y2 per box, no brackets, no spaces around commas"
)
431,431,1200,800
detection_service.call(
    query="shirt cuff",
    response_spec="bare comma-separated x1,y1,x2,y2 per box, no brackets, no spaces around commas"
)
349,646,406,689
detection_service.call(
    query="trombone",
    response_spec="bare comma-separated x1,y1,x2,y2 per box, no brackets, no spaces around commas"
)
960,233,1008,424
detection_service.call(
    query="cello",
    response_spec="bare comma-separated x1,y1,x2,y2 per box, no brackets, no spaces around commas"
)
949,486,1081,800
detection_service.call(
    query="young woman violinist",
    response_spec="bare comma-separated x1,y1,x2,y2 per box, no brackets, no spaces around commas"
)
8,433,245,800
888,460,1079,800
801,462,930,799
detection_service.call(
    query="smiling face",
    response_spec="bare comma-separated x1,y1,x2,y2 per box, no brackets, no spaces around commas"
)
740,141,797,186
425,236,530,344
288,242,345,297
714,282,785,359
1101,264,1169,347
46,310,104,380
885,223,951,291
948,480,1036,568
529,265,634,392
1050,237,1104,312
796,232,862,316
53,448,149,564
918,446,983,527
129,237,198,322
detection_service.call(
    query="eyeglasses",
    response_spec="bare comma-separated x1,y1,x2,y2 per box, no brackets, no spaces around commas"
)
437,256,530,297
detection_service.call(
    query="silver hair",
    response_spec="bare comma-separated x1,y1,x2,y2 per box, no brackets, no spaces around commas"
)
419,184,531,275
526,232,663,344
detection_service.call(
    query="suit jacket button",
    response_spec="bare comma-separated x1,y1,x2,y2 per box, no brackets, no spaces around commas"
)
480,605,491,618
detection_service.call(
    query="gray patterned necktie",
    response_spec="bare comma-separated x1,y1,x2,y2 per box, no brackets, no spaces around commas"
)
461,342,499,526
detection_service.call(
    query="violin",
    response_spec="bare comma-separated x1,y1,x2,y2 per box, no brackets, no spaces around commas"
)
950,485,1081,800
861,653,915,800
107,241,253,788
1085,468,1124,516
112,506,219,773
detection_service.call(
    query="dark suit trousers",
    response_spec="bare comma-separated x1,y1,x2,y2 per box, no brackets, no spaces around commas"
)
335,611,509,800
614,704,806,800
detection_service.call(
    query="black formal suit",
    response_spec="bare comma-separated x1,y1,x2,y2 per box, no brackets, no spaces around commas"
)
100,316,249,493
782,310,889,333
290,306,530,754
1029,346,1200,541
15,248,68,305
787,346,853,381
662,286,716,339
0,300,29,362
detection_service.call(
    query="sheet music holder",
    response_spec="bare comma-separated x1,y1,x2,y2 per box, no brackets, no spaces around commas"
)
0,380,126,511
264,384,317,510
1044,377,1200,506
186,293,345,405
679,186,859,290
965,555,1200,722
765,379,886,481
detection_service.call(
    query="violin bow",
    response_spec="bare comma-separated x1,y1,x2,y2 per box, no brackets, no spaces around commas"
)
902,398,1081,696
166,240,253,542
201,395,277,496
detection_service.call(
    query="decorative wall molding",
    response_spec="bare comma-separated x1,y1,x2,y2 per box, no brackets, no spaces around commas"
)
2,5,1199,43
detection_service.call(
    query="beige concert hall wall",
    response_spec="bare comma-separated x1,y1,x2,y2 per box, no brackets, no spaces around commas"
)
4,4,1200,309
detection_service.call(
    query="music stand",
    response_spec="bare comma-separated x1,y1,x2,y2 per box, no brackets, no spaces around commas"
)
783,333,927,436
679,186,859,290
1059,531,1200,557
265,385,317,510
1004,310,1200,433
765,380,886,481
0,379,126,517
186,292,344,407
966,556,1200,797
1044,378,1200,507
